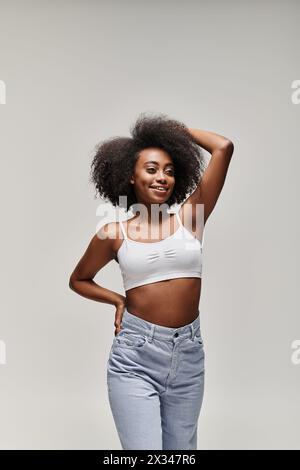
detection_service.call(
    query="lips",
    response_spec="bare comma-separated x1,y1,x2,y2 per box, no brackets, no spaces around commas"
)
149,186,168,193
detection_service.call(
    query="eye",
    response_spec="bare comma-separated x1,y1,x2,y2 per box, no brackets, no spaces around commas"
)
147,168,174,176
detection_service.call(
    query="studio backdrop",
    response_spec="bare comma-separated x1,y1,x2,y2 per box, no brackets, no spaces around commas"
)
0,0,299,450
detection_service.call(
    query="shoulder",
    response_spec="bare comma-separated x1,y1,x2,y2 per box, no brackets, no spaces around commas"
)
96,221,125,261
97,221,123,243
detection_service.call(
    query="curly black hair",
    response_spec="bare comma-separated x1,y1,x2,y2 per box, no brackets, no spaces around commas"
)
89,112,206,213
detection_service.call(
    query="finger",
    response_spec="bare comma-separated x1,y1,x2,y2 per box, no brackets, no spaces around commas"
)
114,313,124,329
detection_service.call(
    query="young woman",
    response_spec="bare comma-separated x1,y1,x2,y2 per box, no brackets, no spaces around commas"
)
69,112,234,450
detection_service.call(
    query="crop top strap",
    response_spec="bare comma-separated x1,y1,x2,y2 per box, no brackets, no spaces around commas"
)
201,226,205,248
119,219,128,240
176,205,206,247
175,206,184,227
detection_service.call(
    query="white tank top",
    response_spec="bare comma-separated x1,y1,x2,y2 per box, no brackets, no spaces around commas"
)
116,207,205,292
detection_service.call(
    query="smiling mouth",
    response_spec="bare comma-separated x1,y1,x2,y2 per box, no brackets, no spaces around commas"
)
149,186,169,193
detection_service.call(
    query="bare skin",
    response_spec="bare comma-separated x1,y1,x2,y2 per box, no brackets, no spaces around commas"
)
69,128,234,335
111,209,203,328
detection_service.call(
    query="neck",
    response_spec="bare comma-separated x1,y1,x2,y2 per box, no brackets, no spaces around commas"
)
133,203,170,225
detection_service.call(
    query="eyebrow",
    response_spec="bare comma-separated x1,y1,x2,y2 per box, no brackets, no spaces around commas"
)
144,161,174,168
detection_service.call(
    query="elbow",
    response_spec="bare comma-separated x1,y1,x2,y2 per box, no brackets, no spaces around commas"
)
219,139,234,158
69,275,93,290
69,278,74,290
69,275,77,291
223,139,234,151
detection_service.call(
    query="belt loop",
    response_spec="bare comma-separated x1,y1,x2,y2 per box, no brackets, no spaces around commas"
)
190,324,195,341
148,324,155,343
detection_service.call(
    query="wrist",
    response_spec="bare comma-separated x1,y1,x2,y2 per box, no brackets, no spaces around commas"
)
114,296,126,307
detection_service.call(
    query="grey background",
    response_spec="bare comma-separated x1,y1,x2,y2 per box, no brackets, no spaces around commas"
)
0,0,299,449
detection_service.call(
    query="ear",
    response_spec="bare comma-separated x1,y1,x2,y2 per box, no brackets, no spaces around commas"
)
130,175,134,185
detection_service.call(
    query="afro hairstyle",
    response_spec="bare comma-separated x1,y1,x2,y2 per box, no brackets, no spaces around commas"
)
89,112,206,213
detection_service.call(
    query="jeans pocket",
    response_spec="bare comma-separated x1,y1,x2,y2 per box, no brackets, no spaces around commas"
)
113,330,147,349
192,332,204,347
195,335,204,346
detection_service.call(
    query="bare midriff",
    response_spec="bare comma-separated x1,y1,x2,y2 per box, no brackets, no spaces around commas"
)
112,213,202,328
125,278,201,327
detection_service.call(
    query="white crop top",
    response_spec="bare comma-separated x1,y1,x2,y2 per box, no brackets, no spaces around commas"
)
116,207,205,291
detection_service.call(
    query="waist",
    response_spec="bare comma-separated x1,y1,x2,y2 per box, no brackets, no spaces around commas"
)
125,277,201,326
120,307,201,342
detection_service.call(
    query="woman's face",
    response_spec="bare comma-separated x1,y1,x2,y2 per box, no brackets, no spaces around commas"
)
130,148,175,205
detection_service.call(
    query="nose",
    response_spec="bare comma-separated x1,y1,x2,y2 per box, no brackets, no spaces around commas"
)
156,172,167,183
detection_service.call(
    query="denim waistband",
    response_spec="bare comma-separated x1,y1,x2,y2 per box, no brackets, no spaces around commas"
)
121,308,201,342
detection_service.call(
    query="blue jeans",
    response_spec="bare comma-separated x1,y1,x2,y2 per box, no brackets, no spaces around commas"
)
106,308,205,450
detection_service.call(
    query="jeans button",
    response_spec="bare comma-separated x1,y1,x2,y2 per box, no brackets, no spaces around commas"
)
174,332,179,337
